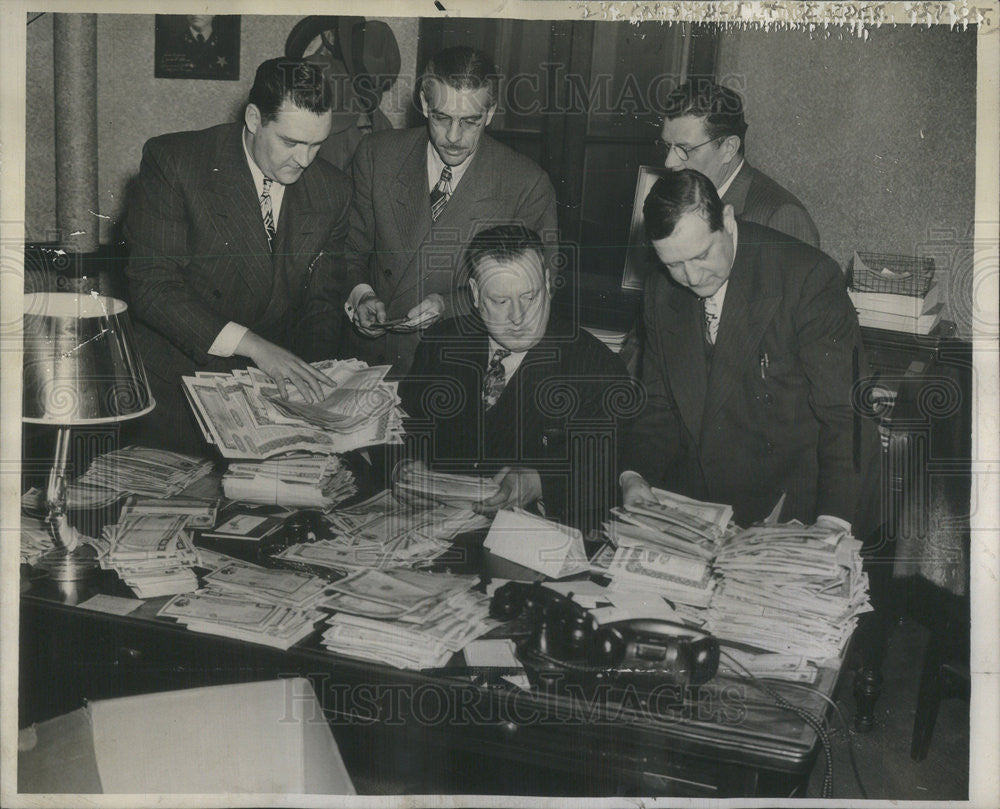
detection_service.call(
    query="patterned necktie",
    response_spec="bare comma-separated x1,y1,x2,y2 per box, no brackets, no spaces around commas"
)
260,177,276,249
703,296,720,345
429,165,453,222
482,348,512,409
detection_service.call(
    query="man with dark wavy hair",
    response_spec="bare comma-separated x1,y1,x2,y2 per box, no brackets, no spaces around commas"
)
622,169,878,532
399,225,630,533
659,80,820,248
126,57,352,454
342,46,558,375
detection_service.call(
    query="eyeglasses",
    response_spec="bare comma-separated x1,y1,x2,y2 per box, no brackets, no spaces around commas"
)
655,136,721,162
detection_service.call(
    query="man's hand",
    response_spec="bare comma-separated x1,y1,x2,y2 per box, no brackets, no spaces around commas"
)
236,331,332,402
477,466,544,512
620,470,656,510
354,293,388,337
403,293,445,330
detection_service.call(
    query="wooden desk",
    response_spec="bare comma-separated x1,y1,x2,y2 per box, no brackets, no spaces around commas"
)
19,549,848,798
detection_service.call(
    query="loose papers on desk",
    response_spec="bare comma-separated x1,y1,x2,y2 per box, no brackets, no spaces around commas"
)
222,454,356,509
273,489,490,573
483,508,590,579
76,446,214,499
393,463,501,507
708,522,873,662
182,359,405,459
321,569,499,669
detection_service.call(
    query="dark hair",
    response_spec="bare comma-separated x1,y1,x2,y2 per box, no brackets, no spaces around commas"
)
248,57,332,123
661,80,748,154
463,224,544,283
643,169,725,241
420,46,499,107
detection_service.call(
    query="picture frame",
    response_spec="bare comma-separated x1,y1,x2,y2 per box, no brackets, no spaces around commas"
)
154,14,240,81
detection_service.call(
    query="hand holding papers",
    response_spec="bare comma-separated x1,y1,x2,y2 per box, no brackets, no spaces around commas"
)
483,509,590,579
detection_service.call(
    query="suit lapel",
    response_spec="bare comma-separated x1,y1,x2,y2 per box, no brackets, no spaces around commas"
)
701,225,780,437
657,279,709,441
387,133,433,300
203,125,273,298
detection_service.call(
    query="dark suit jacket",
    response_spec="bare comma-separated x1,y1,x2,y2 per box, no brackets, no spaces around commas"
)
723,162,820,249
626,220,879,529
344,127,558,374
124,122,352,453
400,313,632,532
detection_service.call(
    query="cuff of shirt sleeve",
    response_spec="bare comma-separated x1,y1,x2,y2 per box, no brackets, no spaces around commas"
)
208,322,249,357
816,514,852,532
344,284,376,320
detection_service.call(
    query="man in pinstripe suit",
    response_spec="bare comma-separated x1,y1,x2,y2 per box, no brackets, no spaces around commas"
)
659,80,820,249
125,58,352,454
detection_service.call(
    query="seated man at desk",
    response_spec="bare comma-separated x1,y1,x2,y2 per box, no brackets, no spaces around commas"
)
622,169,879,532
398,224,631,533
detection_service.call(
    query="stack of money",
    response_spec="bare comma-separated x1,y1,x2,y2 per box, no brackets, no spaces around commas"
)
603,546,716,611
320,568,498,669
98,513,200,598
393,463,500,507
199,559,332,610
181,359,405,460
222,454,356,509
708,523,873,661
157,590,323,650
273,490,489,573
76,446,214,498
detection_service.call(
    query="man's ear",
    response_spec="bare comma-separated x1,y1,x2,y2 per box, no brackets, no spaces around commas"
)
245,103,261,135
419,89,430,119
469,276,481,309
483,103,497,128
719,134,740,164
722,203,737,234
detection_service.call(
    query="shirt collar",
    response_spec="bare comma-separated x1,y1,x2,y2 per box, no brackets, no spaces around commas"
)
426,141,477,190
715,158,745,199
242,127,267,193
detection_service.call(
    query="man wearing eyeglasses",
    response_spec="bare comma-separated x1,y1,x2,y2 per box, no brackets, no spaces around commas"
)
658,80,820,249
341,45,558,375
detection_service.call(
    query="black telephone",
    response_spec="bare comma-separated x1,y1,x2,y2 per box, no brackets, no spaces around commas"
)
490,581,719,688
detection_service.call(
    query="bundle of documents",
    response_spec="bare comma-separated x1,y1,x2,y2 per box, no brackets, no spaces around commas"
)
707,522,873,662
157,590,322,650
603,545,716,610
222,454,356,509
393,463,500,507
273,490,489,573
200,560,332,610
321,568,498,669
76,446,214,498
97,512,200,598
848,251,942,335
603,487,733,562
717,648,819,684
182,359,405,459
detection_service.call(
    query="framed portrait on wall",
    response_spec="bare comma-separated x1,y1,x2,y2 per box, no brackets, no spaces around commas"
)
154,15,240,80
621,166,667,291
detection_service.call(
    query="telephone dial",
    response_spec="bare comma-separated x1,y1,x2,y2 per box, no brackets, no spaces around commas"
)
489,581,719,688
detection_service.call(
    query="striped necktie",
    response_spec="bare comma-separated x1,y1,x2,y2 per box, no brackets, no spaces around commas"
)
429,165,453,222
260,177,276,249
703,296,720,345
482,348,512,409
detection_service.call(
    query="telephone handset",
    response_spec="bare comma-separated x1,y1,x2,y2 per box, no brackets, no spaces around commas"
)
489,581,719,687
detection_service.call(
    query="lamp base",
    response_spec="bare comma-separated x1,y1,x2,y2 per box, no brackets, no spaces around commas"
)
37,545,100,582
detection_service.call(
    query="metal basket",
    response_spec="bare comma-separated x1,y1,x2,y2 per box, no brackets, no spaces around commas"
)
848,252,936,297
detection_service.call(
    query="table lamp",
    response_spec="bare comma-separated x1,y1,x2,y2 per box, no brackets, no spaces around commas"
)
22,292,155,580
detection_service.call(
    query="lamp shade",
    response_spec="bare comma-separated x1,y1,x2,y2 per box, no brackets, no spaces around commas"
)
23,293,155,424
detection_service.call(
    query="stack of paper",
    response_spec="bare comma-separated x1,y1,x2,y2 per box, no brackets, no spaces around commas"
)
182,359,405,459
273,490,489,573
708,522,873,661
604,546,716,610
157,590,322,650
199,559,332,610
76,446,214,498
582,325,628,354
484,508,590,579
393,464,500,507
849,252,941,335
222,454,356,509
98,513,200,598
320,569,498,669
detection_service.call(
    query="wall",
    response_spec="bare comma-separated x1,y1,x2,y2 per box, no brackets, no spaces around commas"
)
716,25,977,337
25,12,419,245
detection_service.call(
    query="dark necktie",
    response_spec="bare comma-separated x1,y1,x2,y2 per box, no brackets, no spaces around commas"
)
260,177,276,250
429,165,453,222
482,348,512,410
